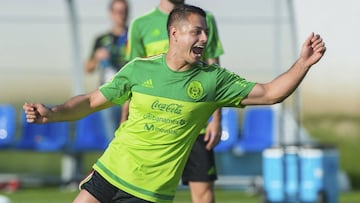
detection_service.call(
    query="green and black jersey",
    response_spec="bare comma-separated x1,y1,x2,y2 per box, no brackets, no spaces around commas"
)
94,54,255,202
90,31,128,83
91,32,127,67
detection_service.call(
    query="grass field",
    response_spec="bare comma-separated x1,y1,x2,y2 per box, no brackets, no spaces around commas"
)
1,187,360,203
2,188,260,203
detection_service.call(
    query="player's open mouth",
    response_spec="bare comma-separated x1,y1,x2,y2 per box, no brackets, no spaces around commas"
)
192,45,204,57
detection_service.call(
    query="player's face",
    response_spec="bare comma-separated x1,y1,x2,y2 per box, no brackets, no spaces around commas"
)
176,14,208,64
110,1,128,27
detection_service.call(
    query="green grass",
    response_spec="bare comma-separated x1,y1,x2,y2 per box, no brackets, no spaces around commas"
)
1,187,360,203
0,187,260,203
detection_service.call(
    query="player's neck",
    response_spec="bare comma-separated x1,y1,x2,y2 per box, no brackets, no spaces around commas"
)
165,53,192,72
158,1,176,14
111,26,126,36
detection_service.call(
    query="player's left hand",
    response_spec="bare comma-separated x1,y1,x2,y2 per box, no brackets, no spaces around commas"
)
204,120,222,150
300,32,326,67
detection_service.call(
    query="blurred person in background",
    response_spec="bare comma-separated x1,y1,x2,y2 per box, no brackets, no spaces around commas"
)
124,1,224,202
84,0,129,138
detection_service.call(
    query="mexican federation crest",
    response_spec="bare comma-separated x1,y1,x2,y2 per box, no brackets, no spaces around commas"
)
187,81,204,99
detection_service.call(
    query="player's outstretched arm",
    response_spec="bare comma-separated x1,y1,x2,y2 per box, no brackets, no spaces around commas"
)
23,90,112,124
241,32,326,106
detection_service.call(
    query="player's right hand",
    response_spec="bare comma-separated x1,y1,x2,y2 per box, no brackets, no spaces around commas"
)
94,48,110,61
23,103,50,124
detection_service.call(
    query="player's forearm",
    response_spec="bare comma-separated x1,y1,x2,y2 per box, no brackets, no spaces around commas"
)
264,58,310,104
211,108,222,124
85,58,98,73
49,95,94,122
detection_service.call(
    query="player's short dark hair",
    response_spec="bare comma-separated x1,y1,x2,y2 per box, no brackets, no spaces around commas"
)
167,4,206,36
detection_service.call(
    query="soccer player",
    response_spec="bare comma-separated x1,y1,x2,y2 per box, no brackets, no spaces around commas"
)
84,0,129,137
23,4,326,203
124,1,223,201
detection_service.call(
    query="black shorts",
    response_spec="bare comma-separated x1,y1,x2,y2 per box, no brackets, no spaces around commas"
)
182,134,218,185
79,170,153,203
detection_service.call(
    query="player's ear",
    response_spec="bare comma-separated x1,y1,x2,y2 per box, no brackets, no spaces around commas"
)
169,26,177,42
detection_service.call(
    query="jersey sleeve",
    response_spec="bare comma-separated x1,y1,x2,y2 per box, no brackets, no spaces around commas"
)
126,18,146,61
99,60,135,105
215,67,256,108
203,12,224,60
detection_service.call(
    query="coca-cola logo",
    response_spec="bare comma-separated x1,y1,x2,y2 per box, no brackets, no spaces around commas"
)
151,100,183,114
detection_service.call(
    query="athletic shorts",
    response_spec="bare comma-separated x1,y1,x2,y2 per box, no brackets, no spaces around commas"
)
79,170,153,203
182,134,218,185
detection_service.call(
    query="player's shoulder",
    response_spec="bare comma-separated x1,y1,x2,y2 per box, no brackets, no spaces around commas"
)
95,31,112,39
131,8,159,24
204,11,216,22
195,61,221,72
90,32,113,48
94,31,113,42
127,54,164,66
205,10,215,17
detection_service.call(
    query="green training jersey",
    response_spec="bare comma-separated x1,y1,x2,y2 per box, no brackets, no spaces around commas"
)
126,8,224,134
94,54,255,202
126,8,224,61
